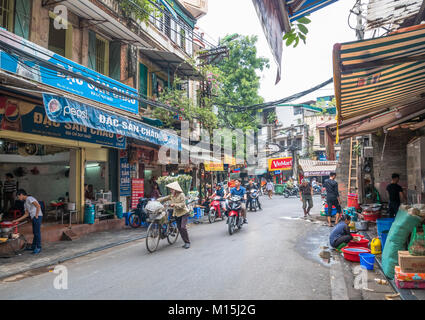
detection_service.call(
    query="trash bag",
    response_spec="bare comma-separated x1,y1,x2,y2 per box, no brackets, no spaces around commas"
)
408,226,425,256
382,207,423,279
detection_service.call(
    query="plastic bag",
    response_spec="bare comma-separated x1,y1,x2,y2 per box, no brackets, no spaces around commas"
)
145,201,164,215
408,226,425,256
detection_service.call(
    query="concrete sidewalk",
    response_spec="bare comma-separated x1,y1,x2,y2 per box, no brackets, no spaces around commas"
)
0,227,147,280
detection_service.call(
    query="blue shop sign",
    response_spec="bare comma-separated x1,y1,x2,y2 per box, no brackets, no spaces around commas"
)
119,151,131,197
43,94,180,150
0,96,125,148
0,29,138,114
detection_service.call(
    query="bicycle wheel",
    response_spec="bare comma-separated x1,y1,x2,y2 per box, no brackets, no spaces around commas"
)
167,220,180,245
129,213,141,228
146,222,160,253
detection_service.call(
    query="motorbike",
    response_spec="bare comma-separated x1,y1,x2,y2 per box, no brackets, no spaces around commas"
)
312,184,322,195
128,197,149,228
283,186,300,198
208,196,226,223
226,195,244,235
247,187,261,212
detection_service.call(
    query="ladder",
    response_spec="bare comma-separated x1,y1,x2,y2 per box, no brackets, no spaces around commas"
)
348,137,359,194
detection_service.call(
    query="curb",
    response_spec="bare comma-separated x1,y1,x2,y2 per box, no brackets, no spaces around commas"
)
0,233,147,281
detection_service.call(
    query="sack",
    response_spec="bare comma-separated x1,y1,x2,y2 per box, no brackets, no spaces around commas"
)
382,207,422,279
145,201,164,215
408,226,425,256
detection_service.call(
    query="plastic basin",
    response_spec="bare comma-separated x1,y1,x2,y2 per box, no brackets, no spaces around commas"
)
341,247,371,262
348,238,370,248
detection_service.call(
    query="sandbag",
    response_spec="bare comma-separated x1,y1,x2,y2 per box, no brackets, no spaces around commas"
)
382,207,422,279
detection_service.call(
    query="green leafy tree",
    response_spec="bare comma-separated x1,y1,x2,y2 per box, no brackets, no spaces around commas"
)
119,0,158,24
215,34,270,131
283,16,311,48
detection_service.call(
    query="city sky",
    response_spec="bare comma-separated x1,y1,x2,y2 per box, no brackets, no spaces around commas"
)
197,0,359,126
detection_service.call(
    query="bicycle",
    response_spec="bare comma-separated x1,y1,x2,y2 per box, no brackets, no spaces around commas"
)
145,209,180,253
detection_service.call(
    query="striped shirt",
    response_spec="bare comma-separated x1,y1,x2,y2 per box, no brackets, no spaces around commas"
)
3,180,16,193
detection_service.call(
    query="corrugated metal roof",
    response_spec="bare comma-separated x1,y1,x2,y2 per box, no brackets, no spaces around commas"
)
333,24,425,121
366,0,423,30
299,159,337,176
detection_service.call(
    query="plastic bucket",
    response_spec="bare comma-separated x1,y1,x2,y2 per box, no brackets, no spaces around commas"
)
376,218,395,235
380,230,389,251
347,193,360,209
359,253,375,270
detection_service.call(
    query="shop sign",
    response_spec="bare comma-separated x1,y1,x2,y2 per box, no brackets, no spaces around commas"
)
131,179,144,209
204,161,224,171
43,94,180,150
0,29,138,114
304,171,331,177
119,150,131,197
0,97,126,149
274,170,281,175
268,157,293,171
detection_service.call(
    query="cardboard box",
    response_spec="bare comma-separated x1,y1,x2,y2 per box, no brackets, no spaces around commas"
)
398,251,425,273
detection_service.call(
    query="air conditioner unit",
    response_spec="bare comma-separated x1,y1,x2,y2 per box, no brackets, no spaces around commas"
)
363,146,374,158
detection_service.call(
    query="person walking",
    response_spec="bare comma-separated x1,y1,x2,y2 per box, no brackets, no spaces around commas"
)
386,173,405,218
323,172,342,227
158,182,191,249
13,189,43,254
299,179,313,217
266,180,274,199
3,173,16,213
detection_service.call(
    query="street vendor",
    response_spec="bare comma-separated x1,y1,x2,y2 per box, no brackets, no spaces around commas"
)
13,189,43,254
157,182,191,249
329,214,353,250
386,173,405,218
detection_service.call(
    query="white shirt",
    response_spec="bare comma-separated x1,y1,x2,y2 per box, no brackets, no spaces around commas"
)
266,182,274,191
25,196,43,219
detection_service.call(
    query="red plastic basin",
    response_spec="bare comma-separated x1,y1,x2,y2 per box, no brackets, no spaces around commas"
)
341,247,371,262
349,238,370,248
351,234,365,239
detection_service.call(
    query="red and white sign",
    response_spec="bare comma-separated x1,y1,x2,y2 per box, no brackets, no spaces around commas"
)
131,179,144,209
268,157,293,171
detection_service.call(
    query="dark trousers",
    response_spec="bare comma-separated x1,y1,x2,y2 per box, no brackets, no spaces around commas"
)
247,197,261,210
388,201,400,218
332,234,352,248
3,192,15,213
326,198,342,215
31,216,42,249
176,214,190,244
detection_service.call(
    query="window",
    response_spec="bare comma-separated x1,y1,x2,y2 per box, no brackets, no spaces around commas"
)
0,0,31,39
319,130,325,147
48,11,72,58
0,0,14,32
180,24,186,51
88,30,109,76
164,12,171,38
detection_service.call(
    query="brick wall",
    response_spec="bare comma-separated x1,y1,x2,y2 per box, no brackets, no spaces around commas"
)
372,129,416,202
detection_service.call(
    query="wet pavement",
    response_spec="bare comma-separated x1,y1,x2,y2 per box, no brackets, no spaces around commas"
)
0,195,355,299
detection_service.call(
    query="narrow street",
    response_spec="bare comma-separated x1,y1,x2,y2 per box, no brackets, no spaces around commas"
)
0,195,345,300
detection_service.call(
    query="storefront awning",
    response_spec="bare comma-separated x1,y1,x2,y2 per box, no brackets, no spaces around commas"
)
333,24,425,123
299,159,337,177
140,48,201,79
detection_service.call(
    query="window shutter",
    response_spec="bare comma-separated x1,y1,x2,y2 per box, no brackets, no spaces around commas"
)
88,30,96,70
171,19,177,42
139,63,148,108
14,0,31,39
109,41,120,80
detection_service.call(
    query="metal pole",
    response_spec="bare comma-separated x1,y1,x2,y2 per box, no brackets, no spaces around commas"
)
355,0,364,40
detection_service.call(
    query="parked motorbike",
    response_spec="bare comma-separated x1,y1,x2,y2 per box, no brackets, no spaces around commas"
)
283,186,300,198
312,184,322,195
226,195,244,235
247,188,261,212
129,197,149,228
208,196,226,223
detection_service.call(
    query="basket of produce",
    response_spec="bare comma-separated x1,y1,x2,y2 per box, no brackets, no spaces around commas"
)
408,226,425,256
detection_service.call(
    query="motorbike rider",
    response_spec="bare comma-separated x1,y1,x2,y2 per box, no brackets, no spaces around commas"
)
246,179,261,211
210,183,227,214
225,179,248,224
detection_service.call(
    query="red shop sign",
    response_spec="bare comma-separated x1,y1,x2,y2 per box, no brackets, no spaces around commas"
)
268,157,293,171
131,179,144,209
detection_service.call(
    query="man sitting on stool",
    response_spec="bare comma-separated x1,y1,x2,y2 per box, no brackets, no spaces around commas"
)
329,214,353,251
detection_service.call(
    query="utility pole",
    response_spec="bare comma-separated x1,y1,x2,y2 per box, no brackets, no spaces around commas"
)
355,0,365,40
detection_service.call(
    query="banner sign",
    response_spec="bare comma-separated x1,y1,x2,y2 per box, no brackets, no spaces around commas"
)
304,171,332,177
119,150,131,197
204,162,224,171
268,157,293,171
43,94,180,150
131,179,144,209
0,28,138,113
0,96,125,148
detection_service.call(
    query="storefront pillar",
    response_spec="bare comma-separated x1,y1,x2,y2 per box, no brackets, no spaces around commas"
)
69,148,85,223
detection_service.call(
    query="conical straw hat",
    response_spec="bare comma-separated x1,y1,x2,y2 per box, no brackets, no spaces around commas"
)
166,181,183,193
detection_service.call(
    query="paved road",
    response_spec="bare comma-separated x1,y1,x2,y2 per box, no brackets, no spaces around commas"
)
0,195,343,300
